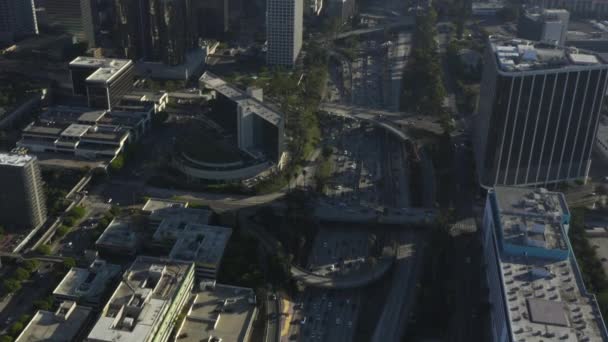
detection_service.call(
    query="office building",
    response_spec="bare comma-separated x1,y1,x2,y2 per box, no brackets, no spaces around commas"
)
482,186,608,342
69,57,135,109
0,153,46,231
518,8,569,46
16,301,92,342
148,0,199,66
18,106,152,162
144,198,230,279
36,0,96,46
595,115,608,163
531,0,608,17
200,72,285,162
0,0,38,42
53,259,121,306
474,36,608,187
114,0,199,65
176,281,257,342
95,218,139,256
309,0,323,15
327,0,355,23
114,0,151,60
266,0,303,67
196,0,229,39
86,257,195,342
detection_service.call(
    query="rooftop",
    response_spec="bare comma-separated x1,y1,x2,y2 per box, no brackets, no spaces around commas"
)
53,259,121,304
143,198,212,224
69,56,133,84
489,36,607,72
87,257,194,342
491,187,607,342
200,72,283,126
176,282,257,342
142,198,188,215
15,301,91,342
95,218,138,253
0,153,35,167
167,224,232,269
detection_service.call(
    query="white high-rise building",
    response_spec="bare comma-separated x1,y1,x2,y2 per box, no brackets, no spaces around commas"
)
0,0,38,42
266,0,303,67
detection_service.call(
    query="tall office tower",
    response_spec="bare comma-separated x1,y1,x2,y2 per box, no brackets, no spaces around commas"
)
266,0,303,67
148,0,198,66
0,0,38,42
327,0,355,23
474,36,608,187
196,0,229,39
0,152,46,231
518,8,569,46
114,0,150,60
37,0,97,46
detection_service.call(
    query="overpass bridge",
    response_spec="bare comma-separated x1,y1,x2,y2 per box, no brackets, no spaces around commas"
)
320,103,444,141
314,203,438,225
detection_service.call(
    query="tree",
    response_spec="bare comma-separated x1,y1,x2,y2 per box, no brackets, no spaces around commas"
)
3,279,21,293
8,322,24,337
63,257,76,270
33,296,53,311
36,244,52,255
14,268,30,282
56,225,70,238
110,154,125,171
21,260,39,273
0,335,14,342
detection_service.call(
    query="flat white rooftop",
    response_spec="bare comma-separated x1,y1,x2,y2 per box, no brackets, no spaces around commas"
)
16,301,91,342
491,187,607,342
490,36,607,72
176,282,257,342
167,224,232,269
200,72,283,126
87,257,194,342
69,56,132,84
53,259,121,303
0,153,35,167
96,218,137,252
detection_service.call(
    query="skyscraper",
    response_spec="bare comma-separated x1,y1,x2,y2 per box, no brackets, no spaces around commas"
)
114,0,150,60
0,152,46,231
474,36,608,187
266,0,303,67
0,0,38,42
115,0,198,65
37,0,96,46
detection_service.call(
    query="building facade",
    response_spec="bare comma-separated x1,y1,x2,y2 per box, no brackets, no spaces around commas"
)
475,36,608,187
37,0,96,46
531,0,608,17
327,0,355,23
517,8,569,46
482,186,608,341
0,153,46,231
69,57,135,109
0,0,38,42
266,0,303,67
595,115,608,163
86,257,195,342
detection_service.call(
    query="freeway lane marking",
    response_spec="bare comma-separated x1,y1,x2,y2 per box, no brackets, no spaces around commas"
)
280,298,294,341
